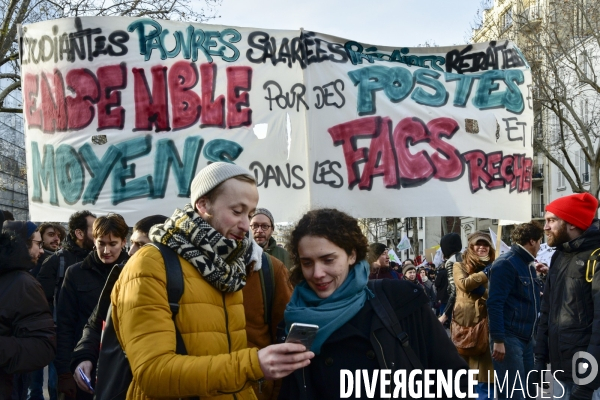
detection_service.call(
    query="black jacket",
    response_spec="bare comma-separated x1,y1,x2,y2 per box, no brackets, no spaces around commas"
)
278,279,469,400
488,244,541,343
435,266,450,303
70,263,125,373
0,232,56,398
55,250,128,375
37,236,90,314
535,225,600,389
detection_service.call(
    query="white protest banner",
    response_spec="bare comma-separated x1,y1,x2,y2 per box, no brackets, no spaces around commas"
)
388,249,401,264
433,247,444,267
397,236,412,252
20,17,534,224
536,243,555,266
488,227,511,255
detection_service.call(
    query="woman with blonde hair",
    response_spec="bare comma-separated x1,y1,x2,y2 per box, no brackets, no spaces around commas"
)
452,231,495,400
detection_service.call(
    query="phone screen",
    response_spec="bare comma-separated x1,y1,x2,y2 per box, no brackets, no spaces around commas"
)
78,368,94,393
285,323,319,351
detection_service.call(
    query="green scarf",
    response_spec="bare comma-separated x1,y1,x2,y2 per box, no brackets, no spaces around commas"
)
284,260,374,355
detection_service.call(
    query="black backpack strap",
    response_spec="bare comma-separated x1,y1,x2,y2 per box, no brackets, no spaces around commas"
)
259,252,275,325
149,243,187,356
53,250,66,321
367,280,423,369
149,243,200,400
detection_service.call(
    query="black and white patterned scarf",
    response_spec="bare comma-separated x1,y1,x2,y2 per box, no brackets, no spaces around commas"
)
149,203,261,293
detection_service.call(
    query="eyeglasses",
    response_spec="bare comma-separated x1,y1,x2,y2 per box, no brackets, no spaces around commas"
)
31,239,43,248
251,224,272,231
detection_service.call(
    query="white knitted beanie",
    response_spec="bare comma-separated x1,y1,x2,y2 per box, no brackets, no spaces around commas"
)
190,162,255,206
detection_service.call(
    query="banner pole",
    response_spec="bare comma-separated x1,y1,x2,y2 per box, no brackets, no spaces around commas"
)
496,224,503,258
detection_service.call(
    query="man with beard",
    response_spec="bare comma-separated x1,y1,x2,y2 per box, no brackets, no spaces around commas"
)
534,193,600,400
30,223,64,278
488,221,544,400
251,208,292,270
244,208,293,399
37,211,96,317
28,222,66,400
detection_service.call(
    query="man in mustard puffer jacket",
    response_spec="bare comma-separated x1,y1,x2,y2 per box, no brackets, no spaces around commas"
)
111,162,314,400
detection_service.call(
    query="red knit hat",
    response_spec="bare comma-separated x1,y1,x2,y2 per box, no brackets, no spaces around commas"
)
545,193,598,230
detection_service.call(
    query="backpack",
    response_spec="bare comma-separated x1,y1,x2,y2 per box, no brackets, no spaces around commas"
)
94,243,198,400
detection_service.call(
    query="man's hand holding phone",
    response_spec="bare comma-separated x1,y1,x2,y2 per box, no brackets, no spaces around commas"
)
74,362,94,394
257,323,319,380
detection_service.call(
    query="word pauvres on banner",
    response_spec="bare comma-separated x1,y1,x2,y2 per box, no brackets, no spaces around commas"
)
328,116,533,194
23,61,252,133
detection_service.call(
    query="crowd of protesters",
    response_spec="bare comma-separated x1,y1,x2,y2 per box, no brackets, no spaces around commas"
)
1,162,599,400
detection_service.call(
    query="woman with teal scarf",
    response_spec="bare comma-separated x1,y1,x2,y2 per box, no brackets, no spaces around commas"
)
278,209,469,400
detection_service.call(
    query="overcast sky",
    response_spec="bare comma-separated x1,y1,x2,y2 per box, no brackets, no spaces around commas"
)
216,0,482,47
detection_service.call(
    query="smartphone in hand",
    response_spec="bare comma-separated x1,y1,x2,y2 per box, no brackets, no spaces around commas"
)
77,367,94,393
285,323,319,351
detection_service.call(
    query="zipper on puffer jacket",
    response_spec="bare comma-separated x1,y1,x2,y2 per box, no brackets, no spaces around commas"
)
218,292,238,399
222,293,232,352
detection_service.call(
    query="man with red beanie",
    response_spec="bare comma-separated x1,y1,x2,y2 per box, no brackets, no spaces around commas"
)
534,193,600,400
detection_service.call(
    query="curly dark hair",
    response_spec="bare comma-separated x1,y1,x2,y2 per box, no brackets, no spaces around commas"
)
510,220,544,246
287,208,368,286
68,210,97,241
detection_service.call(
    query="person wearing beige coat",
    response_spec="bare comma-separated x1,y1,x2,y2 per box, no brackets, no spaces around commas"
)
452,231,495,400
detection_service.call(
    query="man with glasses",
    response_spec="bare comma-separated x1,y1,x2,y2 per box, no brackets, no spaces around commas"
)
1,218,55,400
247,208,293,399
251,208,292,270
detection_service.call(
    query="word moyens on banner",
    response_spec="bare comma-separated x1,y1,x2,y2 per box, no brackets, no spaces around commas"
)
328,116,533,194
23,61,251,133
30,136,244,206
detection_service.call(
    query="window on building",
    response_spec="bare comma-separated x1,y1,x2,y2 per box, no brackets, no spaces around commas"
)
418,217,423,229
575,0,591,35
557,154,566,188
580,99,589,126
501,8,513,30
419,239,423,255
578,51,591,81
580,149,590,184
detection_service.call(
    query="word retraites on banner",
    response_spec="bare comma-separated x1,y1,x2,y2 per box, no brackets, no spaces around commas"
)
20,17,534,224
